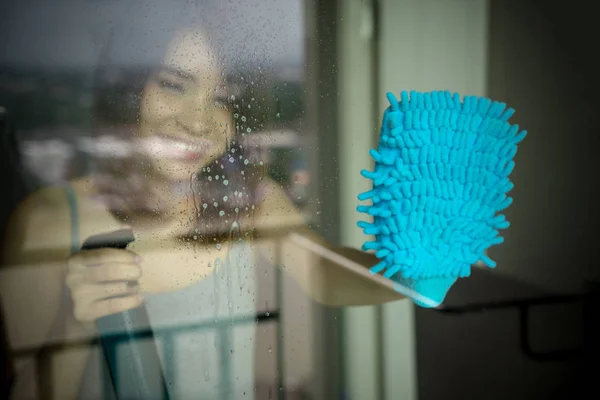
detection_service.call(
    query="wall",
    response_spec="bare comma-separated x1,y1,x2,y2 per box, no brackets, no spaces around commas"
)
414,1,598,399
337,1,380,399
486,0,600,293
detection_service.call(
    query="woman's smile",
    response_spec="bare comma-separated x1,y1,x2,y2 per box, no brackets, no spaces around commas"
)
140,133,217,162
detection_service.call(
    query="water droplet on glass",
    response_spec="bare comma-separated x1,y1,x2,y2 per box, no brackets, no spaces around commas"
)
223,180,229,186
219,210,225,217
223,196,228,202
203,203,208,209
244,159,249,165
247,128,252,133
241,116,246,122
216,243,222,250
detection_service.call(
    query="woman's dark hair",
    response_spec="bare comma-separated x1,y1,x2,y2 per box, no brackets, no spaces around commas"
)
90,1,270,238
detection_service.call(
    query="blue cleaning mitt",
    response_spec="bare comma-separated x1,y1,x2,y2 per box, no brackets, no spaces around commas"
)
357,91,527,307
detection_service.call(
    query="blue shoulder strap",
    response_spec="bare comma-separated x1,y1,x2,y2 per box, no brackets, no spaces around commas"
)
63,184,80,254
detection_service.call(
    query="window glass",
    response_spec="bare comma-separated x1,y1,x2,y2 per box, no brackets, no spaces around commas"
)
3,1,594,400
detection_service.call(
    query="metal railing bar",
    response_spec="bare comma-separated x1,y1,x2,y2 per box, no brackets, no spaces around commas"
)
12,311,280,359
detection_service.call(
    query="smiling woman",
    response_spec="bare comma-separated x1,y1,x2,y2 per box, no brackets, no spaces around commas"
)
91,16,265,235
0,1,406,399
138,31,233,178
2,4,274,398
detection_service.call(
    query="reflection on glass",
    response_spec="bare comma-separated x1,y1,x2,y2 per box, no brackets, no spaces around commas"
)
0,1,409,400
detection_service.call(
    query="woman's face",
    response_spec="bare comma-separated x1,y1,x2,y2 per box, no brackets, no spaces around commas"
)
138,29,234,182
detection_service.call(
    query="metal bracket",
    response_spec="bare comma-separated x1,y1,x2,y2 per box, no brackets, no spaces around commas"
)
435,292,597,362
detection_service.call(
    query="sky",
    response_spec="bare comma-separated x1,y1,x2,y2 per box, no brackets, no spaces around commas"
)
0,0,305,71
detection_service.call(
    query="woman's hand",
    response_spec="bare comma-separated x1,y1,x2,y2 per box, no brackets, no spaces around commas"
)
66,248,144,326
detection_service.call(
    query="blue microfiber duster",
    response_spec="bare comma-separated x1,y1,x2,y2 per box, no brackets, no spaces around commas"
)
358,90,527,308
